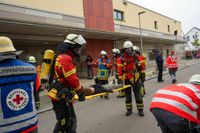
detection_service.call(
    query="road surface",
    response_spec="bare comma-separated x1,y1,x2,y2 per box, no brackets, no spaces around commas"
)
38,63,200,133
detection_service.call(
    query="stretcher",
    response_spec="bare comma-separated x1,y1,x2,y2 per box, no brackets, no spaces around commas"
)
85,85,131,100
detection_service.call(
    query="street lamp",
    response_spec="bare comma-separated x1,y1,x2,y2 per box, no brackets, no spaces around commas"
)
138,11,146,53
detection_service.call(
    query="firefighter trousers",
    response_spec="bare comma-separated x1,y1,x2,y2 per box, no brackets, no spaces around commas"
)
52,100,77,133
125,80,144,111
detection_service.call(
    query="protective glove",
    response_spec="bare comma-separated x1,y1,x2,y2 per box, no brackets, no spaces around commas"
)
78,90,85,102
56,88,71,100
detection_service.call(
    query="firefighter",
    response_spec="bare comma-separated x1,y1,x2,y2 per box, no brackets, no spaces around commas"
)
95,50,112,99
0,36,40,133
48,34,86,133
166,51,178,83
28,56,42,91
133,46,146,97
118,41,144,117
112,48,125,98
150,74,200,133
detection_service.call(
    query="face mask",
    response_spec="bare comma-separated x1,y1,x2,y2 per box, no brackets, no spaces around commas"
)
125,48,133,56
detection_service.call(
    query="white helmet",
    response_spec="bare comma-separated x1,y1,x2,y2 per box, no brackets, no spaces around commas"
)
64,34,86,46
132,46,139,51
123,41,133,49
188,74,200,85
112,48,120,54
100,50,107,55
28,56,36,63
133,46,138,51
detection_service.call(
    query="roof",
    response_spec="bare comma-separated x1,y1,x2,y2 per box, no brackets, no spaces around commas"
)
184,27,200,36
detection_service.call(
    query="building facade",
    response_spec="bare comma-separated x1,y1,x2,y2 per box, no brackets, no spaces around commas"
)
184,27,200,51
0,0,185,76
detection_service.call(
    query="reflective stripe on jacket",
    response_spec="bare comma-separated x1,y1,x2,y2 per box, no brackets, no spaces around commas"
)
166,55,178,68
96,58,112,80
150,83,200,124
118,53,141,83
0,59,38,133
54,54,82,91
138,54,146,73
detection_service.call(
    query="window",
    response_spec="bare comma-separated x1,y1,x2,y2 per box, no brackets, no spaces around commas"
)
167,25,170,32
187,36,190,41
193,33,198,39
174,30,178,35
154,21,158,29
114,10,124,21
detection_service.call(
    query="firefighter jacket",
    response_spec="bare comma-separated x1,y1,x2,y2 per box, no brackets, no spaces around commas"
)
138,54,146,73
112,55,121,78
0,59,40,133
150,83,200,124
166,55,178,69
118,53,141,83
95,57,112,80
54,54,82,93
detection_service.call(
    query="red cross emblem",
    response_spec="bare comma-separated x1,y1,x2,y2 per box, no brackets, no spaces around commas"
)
13,94,24,105
7,89,29,111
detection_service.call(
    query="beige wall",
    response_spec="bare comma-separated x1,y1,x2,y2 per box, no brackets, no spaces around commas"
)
113,0,182,36
0,0,84,17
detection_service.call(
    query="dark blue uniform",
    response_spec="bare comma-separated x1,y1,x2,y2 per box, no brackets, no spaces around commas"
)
156,54,164,82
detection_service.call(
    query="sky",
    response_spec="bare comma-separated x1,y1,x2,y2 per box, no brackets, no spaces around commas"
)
128,0,200,34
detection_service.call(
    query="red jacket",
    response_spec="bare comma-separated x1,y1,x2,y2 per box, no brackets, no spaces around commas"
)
118,53,141,83
138,54,146,73
112,56,121,76
54,54,82,92
150,83,200,124
166,55,178,68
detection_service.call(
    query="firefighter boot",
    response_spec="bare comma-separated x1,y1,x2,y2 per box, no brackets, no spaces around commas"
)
138,110,144,117
125,110,133,116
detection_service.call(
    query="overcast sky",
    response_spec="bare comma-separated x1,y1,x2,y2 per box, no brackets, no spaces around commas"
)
128,0,200,34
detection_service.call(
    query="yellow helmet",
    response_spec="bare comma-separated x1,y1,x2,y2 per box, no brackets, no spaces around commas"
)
0,36,16,53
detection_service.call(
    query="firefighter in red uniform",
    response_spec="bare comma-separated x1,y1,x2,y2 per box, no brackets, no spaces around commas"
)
150,74,200,133
166,51,178,83
133,46,146,96
49,34,86,133
118,41,144,116
112,48,125,98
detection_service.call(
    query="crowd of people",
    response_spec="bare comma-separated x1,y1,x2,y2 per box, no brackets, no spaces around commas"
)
0,35,200,133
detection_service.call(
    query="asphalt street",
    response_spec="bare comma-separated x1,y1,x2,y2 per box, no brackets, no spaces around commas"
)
38,63,200,133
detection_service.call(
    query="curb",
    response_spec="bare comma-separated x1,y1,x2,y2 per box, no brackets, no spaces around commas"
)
38,106,52,114
145,61,200,81
38,61,200,114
